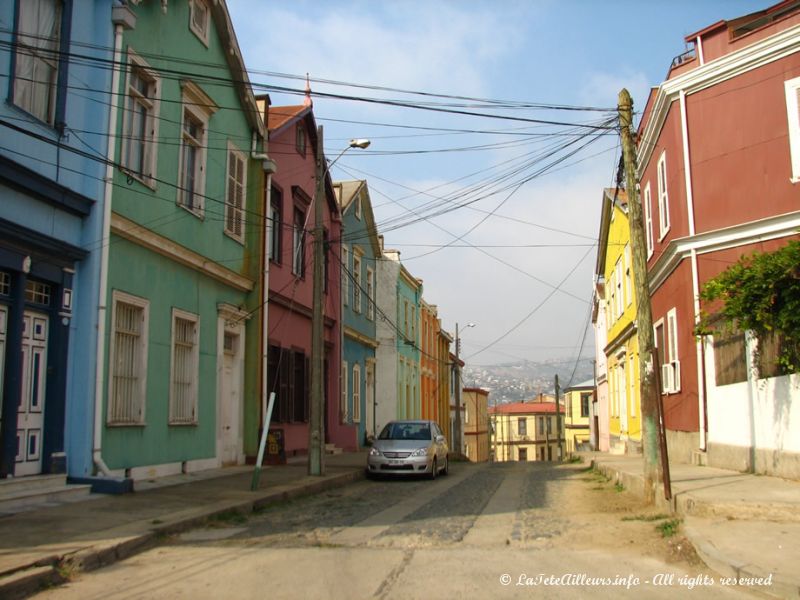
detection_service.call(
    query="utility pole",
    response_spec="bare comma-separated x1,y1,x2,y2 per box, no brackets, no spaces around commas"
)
618,88,662,503
554,374,563,460
309,124,326,476
453,323,462,458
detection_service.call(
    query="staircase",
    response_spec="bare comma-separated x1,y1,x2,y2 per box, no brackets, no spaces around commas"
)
324,443,343,455
0,474,92,516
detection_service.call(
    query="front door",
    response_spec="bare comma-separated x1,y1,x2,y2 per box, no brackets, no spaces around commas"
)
219,330,241,466
365,362,374,438
16,311,48,476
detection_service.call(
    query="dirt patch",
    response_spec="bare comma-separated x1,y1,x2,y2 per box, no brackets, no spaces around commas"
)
552,464,707,569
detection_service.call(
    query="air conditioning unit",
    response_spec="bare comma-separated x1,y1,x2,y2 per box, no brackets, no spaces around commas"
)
661,363,673,393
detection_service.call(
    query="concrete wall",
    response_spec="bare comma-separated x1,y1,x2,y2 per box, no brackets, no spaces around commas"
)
704,336,800,480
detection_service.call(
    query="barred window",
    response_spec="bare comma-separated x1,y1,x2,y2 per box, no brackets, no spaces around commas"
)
109,292,148,425
169,310,199,425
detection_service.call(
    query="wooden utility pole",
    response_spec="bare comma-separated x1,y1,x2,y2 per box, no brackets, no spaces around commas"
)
554,374,563,460
618,89,662,503
309,124,326,476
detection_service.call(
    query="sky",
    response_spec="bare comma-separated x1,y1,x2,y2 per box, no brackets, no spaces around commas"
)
227,0,771,367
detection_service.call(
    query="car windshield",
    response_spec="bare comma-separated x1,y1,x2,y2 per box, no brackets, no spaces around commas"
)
378,423,431,441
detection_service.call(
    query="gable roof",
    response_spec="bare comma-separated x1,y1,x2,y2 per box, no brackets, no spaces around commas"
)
209,2,265,137
595,187,627,279
267,105,310,135
334,179,383,258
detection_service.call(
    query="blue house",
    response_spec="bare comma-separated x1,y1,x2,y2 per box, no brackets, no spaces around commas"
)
335,180,380,445
0,0,117,478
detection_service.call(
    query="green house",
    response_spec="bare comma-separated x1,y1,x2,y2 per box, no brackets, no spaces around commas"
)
97,0,270,479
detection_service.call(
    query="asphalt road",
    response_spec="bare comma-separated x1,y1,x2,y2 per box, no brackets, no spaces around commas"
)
35,462,757,599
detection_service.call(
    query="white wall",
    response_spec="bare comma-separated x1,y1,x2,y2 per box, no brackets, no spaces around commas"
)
375,252,400,433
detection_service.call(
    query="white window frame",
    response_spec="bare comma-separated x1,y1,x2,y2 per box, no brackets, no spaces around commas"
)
169,308,199,425
121,50,160,187
177,81,217,217
366,266,374,320
614,258,623,318
341,245,349,306
624,243,632,307
643,182,654,258
629,353,637,418
654,309,681,394
292,206,306,277
352,363,361,423
224,142,247,243
13,0,62,126
784,76,800,183
108,291,149,426
353,250,362,314
341,361,348,421
657,152,670,240
608,271,616,322
188,0,210,46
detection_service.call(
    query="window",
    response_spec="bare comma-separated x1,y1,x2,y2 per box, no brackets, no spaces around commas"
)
122,52,159,185
169,310,199,425
341,361,348,421
189,0,210,45
269,187,282,263
580,393,591,418
403,300,409,337
614,258,623,318
293,207,305,276
0,271,10,296
655,309,681,393
352,364,361,423
517,417,527,436
366,267,374,320
296,124,306,156
785,76,800,182
537,416,545,436
624,244,632,306
25,280,51,305
341,245,349,306
355,195,362,220
657,152,670,239
643,182,654,257
618,361,627,418
353,252,362,313
108,292,149,425
546,416,552,435
608,270,616,322
411,306,417,342
224,143,247,242
177,82,217,215
13,0,63,125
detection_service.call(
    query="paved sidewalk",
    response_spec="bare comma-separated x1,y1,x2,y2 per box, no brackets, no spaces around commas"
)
580,452,800,599
0,452,367,599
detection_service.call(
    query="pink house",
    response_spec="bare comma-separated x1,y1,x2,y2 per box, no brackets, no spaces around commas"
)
636,1,800,476
264,100,356,455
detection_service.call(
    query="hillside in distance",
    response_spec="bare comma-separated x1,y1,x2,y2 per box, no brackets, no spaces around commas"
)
463,358,595,404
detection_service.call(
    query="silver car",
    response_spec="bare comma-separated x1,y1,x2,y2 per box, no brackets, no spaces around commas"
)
366,420,449,478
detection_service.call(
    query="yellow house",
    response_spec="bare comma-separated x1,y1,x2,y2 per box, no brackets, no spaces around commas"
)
463,388,490,462
489,395,562,462
597,188,641,453
563,380,593,453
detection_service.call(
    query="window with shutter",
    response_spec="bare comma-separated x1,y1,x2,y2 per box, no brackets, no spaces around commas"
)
657,152,670,239
224,144,247,242
122,51,160,186
784,77,800,182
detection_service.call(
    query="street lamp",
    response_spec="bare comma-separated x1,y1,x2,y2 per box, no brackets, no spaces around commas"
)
309,127,370,477
453,322,475,459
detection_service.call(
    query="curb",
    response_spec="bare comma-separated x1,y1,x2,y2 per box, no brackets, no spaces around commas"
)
683,520,799,600
0,468,365,600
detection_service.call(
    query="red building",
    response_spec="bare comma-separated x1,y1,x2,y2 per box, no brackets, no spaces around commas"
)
262,99,355,455
637,1,800,469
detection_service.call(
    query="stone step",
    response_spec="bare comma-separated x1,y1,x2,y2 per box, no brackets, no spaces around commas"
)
0,476,92,516
324,444,343,455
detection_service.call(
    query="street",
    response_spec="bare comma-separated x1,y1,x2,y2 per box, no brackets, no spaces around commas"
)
33,461,759,599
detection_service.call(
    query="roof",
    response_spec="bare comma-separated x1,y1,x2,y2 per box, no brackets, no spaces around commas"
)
564,378,595,392
267,105,309,134
489,401,559,415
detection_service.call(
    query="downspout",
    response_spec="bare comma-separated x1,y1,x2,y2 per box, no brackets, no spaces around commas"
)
251,129,277,428
93,15,128,477
695,36,705,66
679,89,707,452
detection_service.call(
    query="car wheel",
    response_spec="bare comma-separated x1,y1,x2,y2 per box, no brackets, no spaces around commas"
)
429,457,438,480
442,456,449,476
